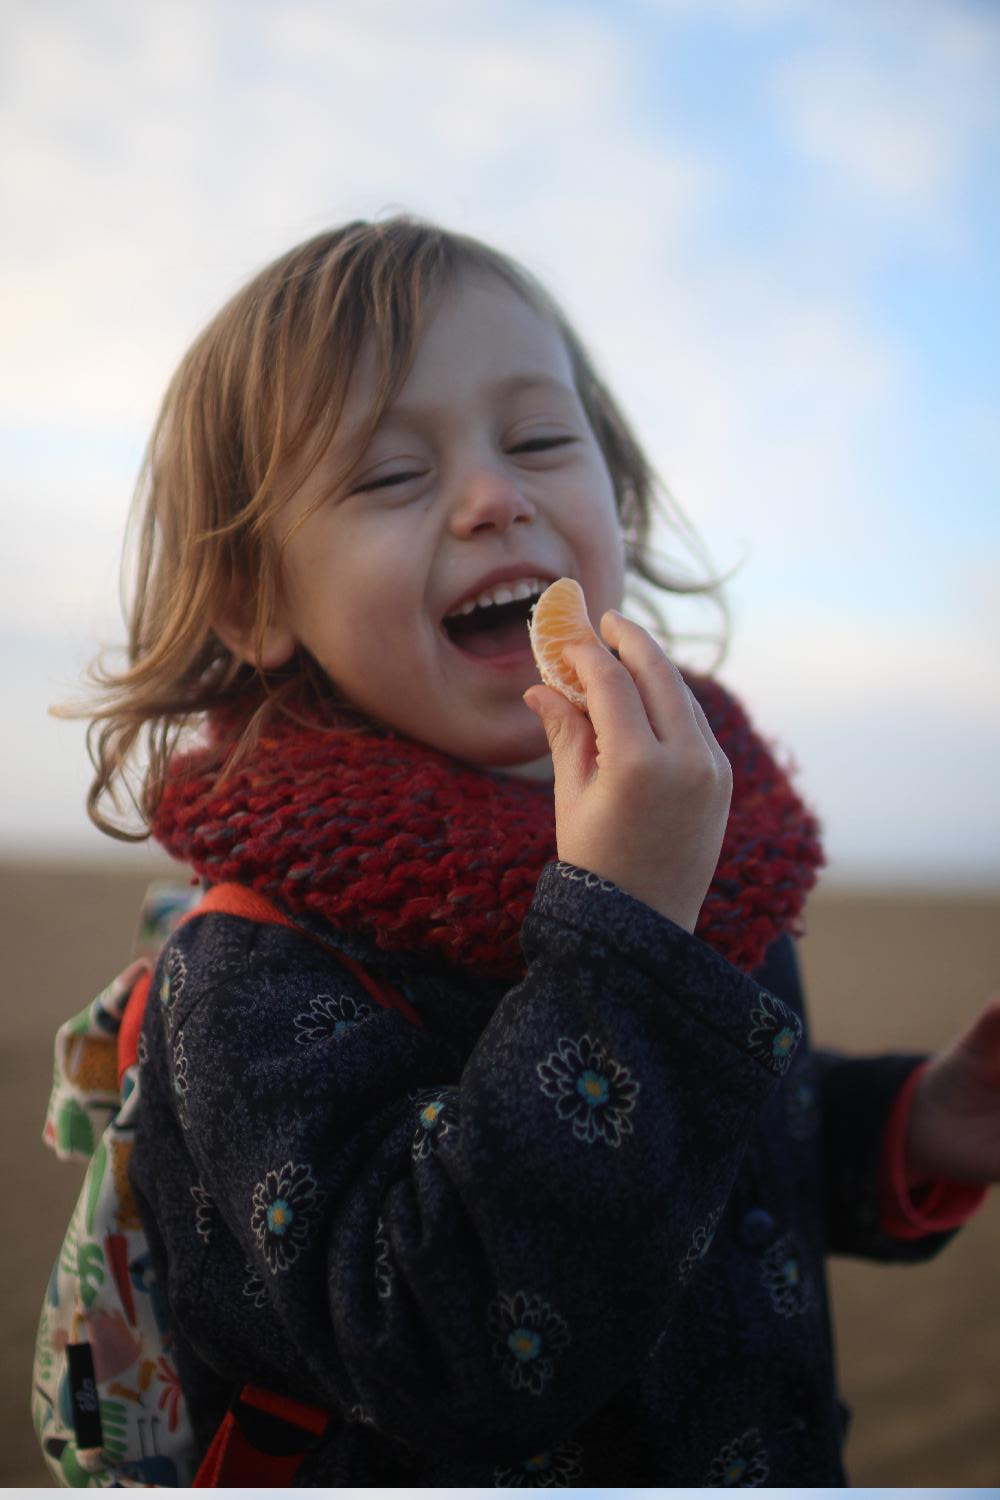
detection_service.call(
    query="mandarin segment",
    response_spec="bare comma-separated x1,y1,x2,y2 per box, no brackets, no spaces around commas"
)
527,577,605,710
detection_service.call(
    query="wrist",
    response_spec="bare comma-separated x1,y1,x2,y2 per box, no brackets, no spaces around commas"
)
901,1060,937,1183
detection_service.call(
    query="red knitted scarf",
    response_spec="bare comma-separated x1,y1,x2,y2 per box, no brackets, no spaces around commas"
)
152,675,824,978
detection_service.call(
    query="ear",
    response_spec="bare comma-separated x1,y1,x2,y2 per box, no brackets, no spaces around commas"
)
212,613,297,672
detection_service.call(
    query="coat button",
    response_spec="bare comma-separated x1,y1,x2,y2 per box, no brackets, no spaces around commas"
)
739,1207,776,1248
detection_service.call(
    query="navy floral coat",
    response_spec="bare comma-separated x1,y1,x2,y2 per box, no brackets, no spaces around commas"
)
129,860,954,1486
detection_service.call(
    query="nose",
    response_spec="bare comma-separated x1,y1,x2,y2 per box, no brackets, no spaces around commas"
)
448,465,536,538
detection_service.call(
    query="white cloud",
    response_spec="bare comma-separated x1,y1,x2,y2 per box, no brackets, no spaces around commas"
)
770,1,1000,237
725,600,1000,727
1,0,996,878
590,252,907,592
715,596,1000,885
0,0,661,427
1,443,137,633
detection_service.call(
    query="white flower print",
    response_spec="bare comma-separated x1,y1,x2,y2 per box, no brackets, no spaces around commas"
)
488,1290,570,1396
172,1028,190,1128
494,1439,584,1486
250,1161,322,1274
706,1427,770,1486
242,1261,268,1309
554,862,616,893
410,1090,457,1160
678,1205,722,1283
159,945,187,1013
190,1181,217,1244
374,1216,395,1300
760,1234,812,1317
747,991,801,1076
537,1035,639,1147
294,991,373,1045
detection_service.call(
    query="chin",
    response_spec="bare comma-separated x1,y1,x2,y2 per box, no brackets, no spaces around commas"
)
503,757,554,783
482,749,554,783
429,720,553,780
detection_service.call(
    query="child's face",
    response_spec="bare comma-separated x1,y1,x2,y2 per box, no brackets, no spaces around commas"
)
262,273,625,772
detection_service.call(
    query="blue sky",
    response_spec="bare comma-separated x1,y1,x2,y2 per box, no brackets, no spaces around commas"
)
2,0,998,880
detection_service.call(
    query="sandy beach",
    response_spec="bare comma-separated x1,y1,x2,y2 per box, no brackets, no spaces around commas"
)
5,857,998,1487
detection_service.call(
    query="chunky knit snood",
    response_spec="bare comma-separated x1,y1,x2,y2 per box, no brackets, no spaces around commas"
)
151,675,825,978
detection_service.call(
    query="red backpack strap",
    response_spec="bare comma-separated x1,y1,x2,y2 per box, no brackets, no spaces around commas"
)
193,882,422,1026
193,1384,331,1487
117,881,422,1080
117,969,153,1085
119,883,417,1481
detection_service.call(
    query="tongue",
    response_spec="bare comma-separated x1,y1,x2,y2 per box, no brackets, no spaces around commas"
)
452,614,532,658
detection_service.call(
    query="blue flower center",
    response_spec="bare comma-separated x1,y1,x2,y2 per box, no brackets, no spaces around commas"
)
420,1101,444,1130
267,1198,293,1235
507,1327,541,1362
576,1070,609,1106
725,1456,748,1484
773,1027,795,1057
783,1257,799,1285
524,1452,552,1473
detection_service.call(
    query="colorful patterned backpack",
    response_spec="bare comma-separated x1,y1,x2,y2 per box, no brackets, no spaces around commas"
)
32,879,406,1487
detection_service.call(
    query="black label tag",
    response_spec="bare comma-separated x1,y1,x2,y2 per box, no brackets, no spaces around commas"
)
66,1342,104,1451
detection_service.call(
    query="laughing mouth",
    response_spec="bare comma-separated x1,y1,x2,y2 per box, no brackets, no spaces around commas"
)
442,591,542,658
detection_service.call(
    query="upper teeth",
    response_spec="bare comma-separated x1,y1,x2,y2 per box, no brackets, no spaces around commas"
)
445,575,549,618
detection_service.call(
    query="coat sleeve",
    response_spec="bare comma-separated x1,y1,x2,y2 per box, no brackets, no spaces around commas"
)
813,1047,962,1262
147,860,805,1464
757,931,960,1263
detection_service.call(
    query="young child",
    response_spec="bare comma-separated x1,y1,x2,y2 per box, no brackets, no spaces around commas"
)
76,217,996,1486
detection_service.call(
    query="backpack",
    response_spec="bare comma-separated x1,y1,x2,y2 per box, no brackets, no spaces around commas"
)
32,878,414,1487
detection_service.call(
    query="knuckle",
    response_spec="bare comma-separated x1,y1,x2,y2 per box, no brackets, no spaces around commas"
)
571,641,617,678
674,747,721,790
629,629,672,670
591,644,624,675
617,748,663,788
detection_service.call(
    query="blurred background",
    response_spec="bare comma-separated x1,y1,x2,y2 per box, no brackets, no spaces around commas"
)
3,0,998,1487
2,0,999,880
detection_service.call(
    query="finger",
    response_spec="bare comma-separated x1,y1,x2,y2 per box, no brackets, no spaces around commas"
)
957,997,1000,1067
560,636,659,751
598,610,706,747
522,683,596,791
685,682,730,766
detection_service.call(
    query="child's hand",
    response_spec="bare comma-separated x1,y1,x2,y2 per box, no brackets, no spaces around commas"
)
523,609,732,932
905,998,1000,1185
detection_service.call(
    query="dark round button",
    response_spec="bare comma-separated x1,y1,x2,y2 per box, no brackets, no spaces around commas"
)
739,1207,776,1248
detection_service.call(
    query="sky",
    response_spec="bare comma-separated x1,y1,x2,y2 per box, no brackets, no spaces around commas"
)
2,0,998,885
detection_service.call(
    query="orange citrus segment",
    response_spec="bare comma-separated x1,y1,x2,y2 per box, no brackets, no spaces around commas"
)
527,577,605,710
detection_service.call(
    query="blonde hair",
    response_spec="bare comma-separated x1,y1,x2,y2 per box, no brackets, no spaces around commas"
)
59,215,733,839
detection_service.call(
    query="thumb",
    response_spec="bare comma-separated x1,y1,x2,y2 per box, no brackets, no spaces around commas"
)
957,995,1000,1065
523,685,592,774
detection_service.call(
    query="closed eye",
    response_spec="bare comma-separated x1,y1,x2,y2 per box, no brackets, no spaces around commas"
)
354,438,575,490
354,470,425,493
510,437,577,454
